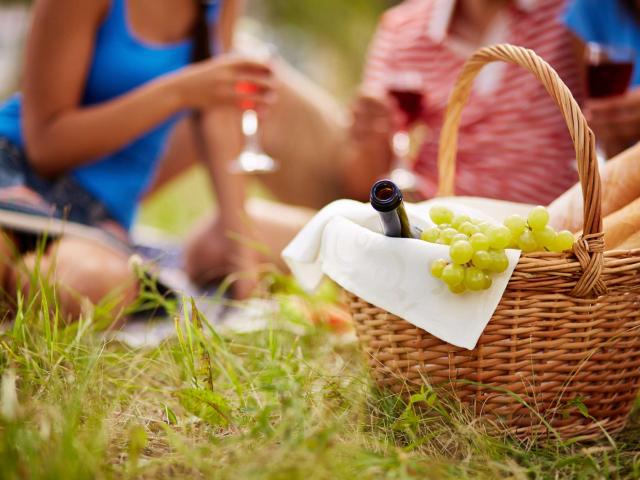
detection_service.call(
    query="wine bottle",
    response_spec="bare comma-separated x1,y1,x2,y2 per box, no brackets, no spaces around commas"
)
370,179,419,238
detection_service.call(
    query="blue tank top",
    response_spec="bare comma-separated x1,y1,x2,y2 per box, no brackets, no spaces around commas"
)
0,0,220,228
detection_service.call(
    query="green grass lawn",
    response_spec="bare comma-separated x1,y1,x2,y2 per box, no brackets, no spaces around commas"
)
3,177,640,479
3,280,640,479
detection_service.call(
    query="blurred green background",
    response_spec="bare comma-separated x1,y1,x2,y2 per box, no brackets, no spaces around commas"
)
247,0,396,97
0,0,398,236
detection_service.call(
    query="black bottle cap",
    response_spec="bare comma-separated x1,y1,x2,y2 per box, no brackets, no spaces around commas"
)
370,179,403,213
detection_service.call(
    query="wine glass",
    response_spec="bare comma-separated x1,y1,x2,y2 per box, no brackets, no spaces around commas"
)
585,42,635,160
586,42,635,98
228,44,279,174
386,72,425,192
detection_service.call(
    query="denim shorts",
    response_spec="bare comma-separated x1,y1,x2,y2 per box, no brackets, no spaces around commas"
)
0,138,119,227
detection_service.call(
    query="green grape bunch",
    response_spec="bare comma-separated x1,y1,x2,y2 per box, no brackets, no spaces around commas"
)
422,205,575,294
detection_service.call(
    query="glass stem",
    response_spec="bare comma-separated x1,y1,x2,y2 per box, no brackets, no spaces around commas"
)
392,130,411,170
242,109,260,152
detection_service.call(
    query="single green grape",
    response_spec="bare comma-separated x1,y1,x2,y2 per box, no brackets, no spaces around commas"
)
504,214,527,237
451,233,469,245
464,267,486,291
472,250,492,269
450,240,474,264
421,227,440,243
551,230,575,252
490,250,509,273
448,283,467,294
460,222,481,236
533,225,556,250
518,230,539,253
528,205,550,231
441,263,465,286
430,206,454,225
470,233,490,252
439,228,458,245
430,259,448,279
477,222,492,235
487,225,512,249
451,214,471,229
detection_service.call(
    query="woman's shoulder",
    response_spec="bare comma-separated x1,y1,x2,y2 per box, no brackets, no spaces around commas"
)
34,0,111,28
38,0,110,13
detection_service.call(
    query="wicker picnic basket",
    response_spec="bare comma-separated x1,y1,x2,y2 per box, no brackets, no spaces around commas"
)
347,44,640,439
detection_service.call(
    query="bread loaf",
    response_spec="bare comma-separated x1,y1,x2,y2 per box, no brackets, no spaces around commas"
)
548,143,640,232
617,230,640,250
602,196,640,249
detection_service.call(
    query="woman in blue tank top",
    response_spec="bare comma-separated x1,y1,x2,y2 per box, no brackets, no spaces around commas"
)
0,0,274,317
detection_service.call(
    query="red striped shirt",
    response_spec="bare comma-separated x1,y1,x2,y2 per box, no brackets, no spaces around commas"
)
364,0,583,205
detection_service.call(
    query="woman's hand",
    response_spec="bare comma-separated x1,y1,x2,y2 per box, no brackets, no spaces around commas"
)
585,88,640,157
175,55,276,112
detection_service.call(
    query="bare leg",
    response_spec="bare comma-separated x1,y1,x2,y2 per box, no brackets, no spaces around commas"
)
190,106,260,297
245,198,315,266
183,198,314,280
257,61,350,208
12,237,138,320
144,64,347,289
0,229,17,298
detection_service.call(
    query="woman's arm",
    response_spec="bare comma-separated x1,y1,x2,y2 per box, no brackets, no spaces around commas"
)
217,0,244,52
22,0,182,175
22,0,272,177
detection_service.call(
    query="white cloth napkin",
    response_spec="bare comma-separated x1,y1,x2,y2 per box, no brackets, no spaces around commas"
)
282,197,529,349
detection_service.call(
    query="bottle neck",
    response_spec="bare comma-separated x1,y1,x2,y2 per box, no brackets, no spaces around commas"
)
370,180,415,239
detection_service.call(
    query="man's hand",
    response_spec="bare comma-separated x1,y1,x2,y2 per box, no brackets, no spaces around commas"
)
341,92,396,200
342,93,395,200
350,92,395,145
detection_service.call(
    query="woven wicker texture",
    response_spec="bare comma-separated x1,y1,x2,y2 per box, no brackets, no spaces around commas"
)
348,45,640,439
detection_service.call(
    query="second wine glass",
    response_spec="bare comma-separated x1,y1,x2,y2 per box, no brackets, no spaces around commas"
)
386,71,425,193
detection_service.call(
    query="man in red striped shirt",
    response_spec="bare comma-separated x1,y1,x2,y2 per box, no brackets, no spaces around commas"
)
345,0,583,205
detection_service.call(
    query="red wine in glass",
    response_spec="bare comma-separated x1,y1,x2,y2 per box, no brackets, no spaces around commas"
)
236,80,259,110
388,89,424,127
586,43,635,98
588,62,634,98
585,43,636,159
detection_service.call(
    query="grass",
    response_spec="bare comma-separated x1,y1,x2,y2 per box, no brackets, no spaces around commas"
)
2,178,640,479
4,275,640,480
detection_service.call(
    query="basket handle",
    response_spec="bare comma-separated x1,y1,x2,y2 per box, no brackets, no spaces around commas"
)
437,44,605,297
